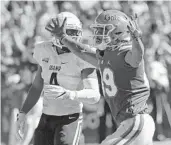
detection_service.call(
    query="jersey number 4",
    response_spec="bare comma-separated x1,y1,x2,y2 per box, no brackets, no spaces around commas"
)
50,72,59,85
101,68,117,97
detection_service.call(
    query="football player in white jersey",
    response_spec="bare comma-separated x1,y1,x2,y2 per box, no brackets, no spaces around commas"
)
16,12,100,145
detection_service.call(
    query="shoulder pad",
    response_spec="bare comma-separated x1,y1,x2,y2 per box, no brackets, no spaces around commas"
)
35,41,52,49
33,41,52,65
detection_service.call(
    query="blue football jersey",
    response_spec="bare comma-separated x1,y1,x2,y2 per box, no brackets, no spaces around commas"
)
97,45,150,124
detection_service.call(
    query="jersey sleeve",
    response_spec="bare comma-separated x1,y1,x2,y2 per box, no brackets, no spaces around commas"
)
33,41,52,66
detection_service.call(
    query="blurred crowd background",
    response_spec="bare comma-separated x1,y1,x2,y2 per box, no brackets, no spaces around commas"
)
1,1,171,145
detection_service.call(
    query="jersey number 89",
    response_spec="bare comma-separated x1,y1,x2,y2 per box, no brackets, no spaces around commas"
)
102,68,117,97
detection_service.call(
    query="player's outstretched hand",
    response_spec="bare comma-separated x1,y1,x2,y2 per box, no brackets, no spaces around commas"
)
127,14,142,40
16,112,26,141
45,17,67,40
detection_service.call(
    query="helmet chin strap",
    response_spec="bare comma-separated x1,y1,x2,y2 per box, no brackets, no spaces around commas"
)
97,38,123,51
96,36,111,50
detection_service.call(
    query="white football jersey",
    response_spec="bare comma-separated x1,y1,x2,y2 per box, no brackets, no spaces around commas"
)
33,41,93,116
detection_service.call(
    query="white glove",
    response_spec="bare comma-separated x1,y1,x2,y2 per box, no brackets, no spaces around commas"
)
16,112,26,141
44,85,76,100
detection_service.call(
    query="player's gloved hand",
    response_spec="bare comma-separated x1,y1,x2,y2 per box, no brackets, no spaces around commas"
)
16,111,26,141
45,17,67,42
127,14,142,40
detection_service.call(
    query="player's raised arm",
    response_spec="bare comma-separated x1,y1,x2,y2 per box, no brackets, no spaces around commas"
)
45,17,98,67
125,14,144,68
62,36,98,67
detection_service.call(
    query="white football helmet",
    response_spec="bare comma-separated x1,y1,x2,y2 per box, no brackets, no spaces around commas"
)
52,12,82,47
90,10,133,50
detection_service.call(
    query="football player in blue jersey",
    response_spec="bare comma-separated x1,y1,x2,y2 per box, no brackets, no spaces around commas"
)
46,10,155,145
16,12,100,145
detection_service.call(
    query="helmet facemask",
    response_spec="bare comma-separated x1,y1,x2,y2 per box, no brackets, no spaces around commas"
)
66,28,82,42
53,28,82,47
108,26,131,46
91,23,131,50
90,24,114,50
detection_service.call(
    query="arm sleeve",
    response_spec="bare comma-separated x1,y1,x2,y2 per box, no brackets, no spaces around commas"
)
62,36,98,67
73,68,100,104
